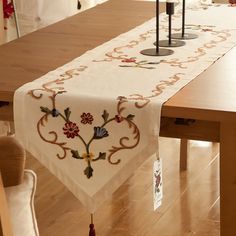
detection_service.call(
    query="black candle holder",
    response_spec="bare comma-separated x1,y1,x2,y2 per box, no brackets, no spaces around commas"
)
157,1,185,47
171,0,198,40
140,0,174,57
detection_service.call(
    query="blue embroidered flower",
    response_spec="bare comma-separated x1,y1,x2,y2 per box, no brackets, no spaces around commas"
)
93,127,109,139
51,108,60,117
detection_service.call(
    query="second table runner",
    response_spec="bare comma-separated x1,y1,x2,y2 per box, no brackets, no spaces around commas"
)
14,3,236,213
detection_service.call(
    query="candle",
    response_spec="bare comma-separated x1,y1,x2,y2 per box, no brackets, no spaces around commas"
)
166,1,175,15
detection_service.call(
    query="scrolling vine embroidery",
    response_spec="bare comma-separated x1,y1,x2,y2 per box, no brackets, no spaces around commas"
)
28,68,141,179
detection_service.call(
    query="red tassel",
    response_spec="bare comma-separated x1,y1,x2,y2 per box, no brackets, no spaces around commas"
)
89,223,96,236
89,214,96,236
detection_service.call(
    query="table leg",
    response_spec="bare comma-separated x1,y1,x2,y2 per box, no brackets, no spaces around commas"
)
0,0,5,45
220,122,236,236
180,138,188,171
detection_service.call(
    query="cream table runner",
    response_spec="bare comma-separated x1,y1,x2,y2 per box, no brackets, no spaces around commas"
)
14,3,236,213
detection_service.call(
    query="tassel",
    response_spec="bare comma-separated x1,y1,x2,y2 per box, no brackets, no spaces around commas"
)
77,0,82,10
89,214,96,236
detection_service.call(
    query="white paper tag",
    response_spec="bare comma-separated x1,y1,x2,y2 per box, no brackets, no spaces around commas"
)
153,159,163,211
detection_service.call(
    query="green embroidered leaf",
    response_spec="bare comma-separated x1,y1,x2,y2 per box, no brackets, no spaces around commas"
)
64,108,71,121
71,150,82,159
138,60,147,64
147,62,160,65
119,65,133,68
93,152,106,161
40,106,51,114
102,110,109,122
126,114,135,121
98,152,106,160
84,166,93,179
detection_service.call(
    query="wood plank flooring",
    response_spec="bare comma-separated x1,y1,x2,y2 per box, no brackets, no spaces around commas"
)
25,138,219,236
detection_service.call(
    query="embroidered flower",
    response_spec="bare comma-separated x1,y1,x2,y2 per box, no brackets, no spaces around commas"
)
122,58,136,63
155,171,161,193
3,0,14,19
229,0,236,4
51,108,60,117
115,115,124,123
82,152,95,162
93,127,109,139
81,112,94,124
63,122,79,138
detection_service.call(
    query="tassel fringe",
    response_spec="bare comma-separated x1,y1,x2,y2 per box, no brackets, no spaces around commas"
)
89,214,96,236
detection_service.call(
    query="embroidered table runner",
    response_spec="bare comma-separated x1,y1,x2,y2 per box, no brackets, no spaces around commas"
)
14,3,236,213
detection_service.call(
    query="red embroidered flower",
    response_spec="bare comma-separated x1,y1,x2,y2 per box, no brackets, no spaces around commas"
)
81,112,94,124
122,58,136,63
115,115,124,123
3,0,14,19
63,122,79,138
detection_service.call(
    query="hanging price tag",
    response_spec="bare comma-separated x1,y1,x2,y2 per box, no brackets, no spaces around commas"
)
153,158,163,211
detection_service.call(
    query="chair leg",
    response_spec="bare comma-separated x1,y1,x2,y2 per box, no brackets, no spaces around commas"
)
7,122,15,136
180,138,188,171
0,136,25,187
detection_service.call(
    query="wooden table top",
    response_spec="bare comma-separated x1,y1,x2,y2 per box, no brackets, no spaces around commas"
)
0,0,235,122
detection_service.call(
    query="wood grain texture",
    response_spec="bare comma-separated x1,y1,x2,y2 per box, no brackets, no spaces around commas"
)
0,136,25,187
220,122,236,236
162,46,236,122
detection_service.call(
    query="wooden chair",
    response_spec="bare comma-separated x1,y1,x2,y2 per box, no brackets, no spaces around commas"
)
0,136,39,236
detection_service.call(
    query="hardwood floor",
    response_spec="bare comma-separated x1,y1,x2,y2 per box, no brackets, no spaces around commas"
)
25,138,220,236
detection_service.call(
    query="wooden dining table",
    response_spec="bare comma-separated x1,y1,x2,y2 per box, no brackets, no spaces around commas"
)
0,0,236,235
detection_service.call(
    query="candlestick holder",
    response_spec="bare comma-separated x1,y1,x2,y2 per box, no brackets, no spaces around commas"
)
157,1,185,47
171,0,198,40
140,0,174,56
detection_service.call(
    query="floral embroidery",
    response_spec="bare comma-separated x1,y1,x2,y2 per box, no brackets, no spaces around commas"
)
121,73,184,108
119,57,162,69
39,97,139,178
93,29,157,62
115,115,124,123
3,0,14,19
3,0,14,30
82,152,95,162
184,24,215,32
161,29,231,68
81,112,94,124
63,122,80,138
122,58,136,63
154,170,162,194
51,108,60,117
93,127,109,139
